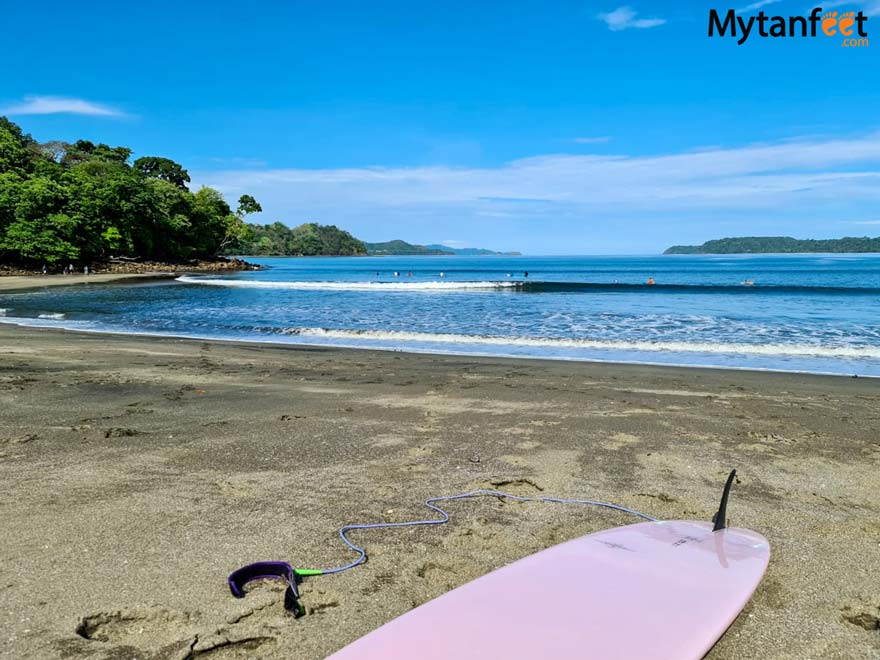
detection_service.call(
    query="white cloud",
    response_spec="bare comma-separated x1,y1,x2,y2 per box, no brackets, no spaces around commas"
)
597,6,666,31
572,136,611,144
822,0,880,10
739,0,781,12
193,132,880,240
0,95,126,117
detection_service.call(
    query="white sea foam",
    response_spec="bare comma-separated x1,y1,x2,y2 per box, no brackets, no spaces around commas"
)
0,315,875,377
175,275,521,291
0,308,8,316
37,313,66,320
278,327,880,359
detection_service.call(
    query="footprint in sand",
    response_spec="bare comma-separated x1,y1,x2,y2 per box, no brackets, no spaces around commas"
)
516,440,542,450
486,477,544,493
76,607,196,648
76,607,280,658
840,599,880,631
603,433,641,450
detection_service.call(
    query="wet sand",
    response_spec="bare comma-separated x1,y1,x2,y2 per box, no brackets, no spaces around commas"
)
0,273,177,293
0,324,878,659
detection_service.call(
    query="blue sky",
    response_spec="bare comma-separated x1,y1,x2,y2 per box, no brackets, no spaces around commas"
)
2,1,879,254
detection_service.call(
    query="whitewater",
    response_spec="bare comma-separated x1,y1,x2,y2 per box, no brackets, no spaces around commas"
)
2,254,879,376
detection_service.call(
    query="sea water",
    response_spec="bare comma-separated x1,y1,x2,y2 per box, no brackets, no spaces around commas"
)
2,254,879,376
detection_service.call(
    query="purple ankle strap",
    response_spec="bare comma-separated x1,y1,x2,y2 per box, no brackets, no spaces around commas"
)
228,561,303,616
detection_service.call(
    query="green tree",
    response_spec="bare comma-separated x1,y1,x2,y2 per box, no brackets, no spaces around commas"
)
231,221,367,256
0,117,269,267
237,194,262,216
0,176,78,264
133,156,191,189
0,117,35,173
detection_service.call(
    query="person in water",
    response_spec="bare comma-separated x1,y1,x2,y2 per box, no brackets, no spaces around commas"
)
646,277,655,285
524,271,529,278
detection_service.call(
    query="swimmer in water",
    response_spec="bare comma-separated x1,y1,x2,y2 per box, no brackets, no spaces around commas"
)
524,271,529,278
394,271,399,277
646,277,655,285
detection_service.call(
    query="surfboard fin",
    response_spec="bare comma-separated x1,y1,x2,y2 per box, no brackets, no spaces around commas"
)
711,469,736,532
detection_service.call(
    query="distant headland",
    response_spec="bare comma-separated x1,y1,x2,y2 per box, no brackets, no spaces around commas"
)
364,240,520,256
664,236,880,254
233,224,518,257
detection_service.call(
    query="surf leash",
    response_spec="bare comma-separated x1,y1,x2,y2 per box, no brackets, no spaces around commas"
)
228,488,658,617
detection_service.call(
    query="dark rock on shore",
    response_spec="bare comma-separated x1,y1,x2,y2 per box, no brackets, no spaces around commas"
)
0,257,259,277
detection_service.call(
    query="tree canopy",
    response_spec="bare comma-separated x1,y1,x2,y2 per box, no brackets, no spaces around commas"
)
133,156,191,189
233,221,366,256
0,117,255,266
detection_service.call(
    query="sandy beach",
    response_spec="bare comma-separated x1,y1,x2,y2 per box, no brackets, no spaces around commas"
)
0,321,878,659
0,272,178,293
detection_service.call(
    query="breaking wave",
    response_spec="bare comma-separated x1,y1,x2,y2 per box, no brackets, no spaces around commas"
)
175,275,880,295
271,327,880,360
176,275,520,291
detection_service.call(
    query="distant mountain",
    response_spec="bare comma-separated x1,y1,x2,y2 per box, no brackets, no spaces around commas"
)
364,240,452,255
664,236,880,254
364,240,519,256
424,244,522,256
364,240,518,256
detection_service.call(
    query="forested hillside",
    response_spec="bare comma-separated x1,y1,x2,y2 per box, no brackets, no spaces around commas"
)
665,236,880,254
232,221,366,256
0,117,258,266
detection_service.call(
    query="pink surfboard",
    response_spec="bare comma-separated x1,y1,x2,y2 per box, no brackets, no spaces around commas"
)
328,519,769,659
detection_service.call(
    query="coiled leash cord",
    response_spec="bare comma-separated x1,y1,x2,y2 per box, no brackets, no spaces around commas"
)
228,488,658,616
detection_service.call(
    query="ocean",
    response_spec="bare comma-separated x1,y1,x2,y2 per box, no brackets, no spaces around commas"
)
2,254,879,377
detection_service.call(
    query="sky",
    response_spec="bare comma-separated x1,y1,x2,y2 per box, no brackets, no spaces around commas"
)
2,0,879,254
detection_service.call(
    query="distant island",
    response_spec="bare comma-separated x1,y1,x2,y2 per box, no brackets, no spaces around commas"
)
364,240,519,256
423,244,521,256
363,240,447,256
664,236,880,254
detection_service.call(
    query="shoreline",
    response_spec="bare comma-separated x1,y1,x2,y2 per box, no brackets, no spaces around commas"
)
1,323,878,658
0,318,875,380
3,319,874,388
0,271,179,293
